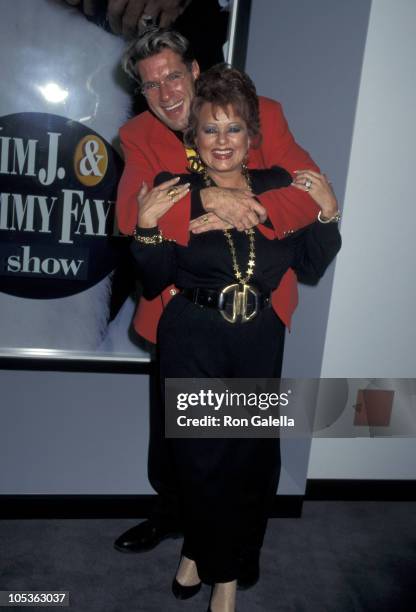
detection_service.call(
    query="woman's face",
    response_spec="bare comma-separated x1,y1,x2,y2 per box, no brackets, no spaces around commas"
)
194,102,250,176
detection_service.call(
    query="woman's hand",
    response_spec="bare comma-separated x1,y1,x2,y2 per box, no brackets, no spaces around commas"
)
137,176,190,228
292,170,339,218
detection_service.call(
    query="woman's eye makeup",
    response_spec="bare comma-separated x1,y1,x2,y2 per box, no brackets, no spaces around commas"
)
202,126,218,134
201,124,244,135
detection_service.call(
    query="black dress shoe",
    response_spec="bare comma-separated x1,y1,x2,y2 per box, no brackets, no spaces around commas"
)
114,520,182,553
172,577,202,600
237,555,260,590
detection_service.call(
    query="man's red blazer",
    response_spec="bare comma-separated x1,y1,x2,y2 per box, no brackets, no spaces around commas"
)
116,96,320,343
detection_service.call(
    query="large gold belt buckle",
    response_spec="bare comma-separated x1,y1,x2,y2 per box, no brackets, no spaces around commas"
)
218,283,259,323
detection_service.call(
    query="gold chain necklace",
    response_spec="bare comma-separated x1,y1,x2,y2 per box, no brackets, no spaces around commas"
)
202,167,256,284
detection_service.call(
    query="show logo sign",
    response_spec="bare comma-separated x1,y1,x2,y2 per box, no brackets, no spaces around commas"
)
0,112,124,299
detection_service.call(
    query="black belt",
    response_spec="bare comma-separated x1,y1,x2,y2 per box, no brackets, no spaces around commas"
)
181,284,271,323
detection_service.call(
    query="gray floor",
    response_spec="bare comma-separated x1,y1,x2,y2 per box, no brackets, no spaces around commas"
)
0,501,415,612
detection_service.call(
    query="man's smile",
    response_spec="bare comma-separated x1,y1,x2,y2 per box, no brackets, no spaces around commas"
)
162,100,184,113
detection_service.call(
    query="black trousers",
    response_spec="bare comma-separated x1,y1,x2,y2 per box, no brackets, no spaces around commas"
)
150,295,284,583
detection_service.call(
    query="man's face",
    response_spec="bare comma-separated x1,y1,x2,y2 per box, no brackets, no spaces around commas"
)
137,49,200,132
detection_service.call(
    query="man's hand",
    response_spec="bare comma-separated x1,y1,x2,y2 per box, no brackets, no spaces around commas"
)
189,212,233,234
63,0,146,36
63,0,100,16
63,0,192,38
154,0,193,28
107,0,147,37
200,187,267,232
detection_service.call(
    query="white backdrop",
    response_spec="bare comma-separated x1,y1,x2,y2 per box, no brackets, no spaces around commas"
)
310,0,416,478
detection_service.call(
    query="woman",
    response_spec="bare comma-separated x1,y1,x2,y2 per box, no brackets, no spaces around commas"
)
131,64,341,612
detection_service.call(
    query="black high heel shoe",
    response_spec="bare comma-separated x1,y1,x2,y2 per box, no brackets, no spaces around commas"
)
172,555,202,599
171,577,202,600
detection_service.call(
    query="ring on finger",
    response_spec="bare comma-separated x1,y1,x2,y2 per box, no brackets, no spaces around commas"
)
202,215,209,223
139,13,156,26
305,178,313,191
167,187,178,200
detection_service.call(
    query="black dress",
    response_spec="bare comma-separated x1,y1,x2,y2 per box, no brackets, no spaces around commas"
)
131,168,341,583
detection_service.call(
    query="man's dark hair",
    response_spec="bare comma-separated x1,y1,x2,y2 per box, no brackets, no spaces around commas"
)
122,27,196,82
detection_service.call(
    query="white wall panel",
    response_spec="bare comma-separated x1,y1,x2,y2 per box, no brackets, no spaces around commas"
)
310,0,416,479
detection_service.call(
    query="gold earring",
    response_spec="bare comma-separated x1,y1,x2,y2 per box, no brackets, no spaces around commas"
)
186,148,205,174
241,153,249,175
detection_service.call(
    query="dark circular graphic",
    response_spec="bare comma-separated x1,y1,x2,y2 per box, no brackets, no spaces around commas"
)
0,112,125,299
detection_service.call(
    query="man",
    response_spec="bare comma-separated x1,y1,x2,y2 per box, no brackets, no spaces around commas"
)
115,27,319,588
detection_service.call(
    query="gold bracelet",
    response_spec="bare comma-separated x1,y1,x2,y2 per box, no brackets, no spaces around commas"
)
133,227,177,245
133,227,164,245
317,210,341,224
